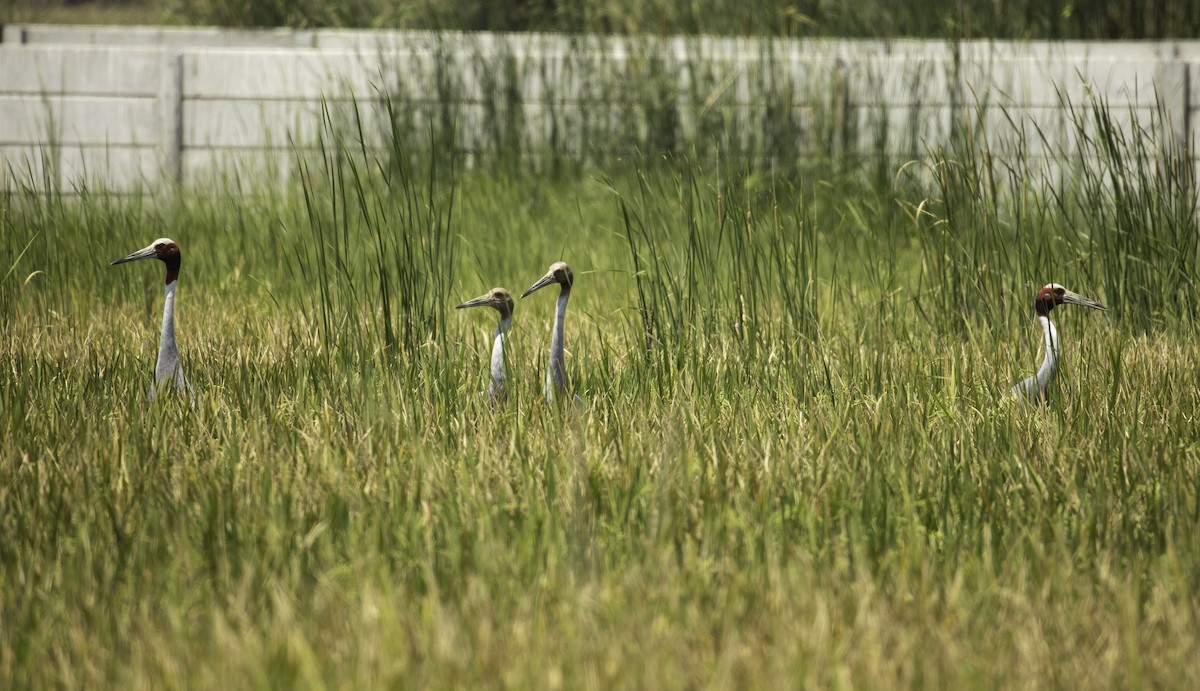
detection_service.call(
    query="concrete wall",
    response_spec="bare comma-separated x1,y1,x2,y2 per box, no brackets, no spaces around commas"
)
1,24,1196,192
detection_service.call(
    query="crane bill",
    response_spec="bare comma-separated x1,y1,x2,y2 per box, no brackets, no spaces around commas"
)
111,246,157,265
1061,290,1107,311
456,293,496,310
521,273,556,298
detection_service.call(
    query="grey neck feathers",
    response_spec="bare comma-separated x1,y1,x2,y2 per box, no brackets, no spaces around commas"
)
545,288,570,402
154,280,187,393
488,316,511,402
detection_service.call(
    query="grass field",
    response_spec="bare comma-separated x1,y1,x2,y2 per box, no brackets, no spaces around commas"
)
3,97,1200,688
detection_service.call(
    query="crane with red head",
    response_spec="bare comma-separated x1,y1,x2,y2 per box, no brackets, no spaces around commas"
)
1010,282,1106,404
112,238,193,401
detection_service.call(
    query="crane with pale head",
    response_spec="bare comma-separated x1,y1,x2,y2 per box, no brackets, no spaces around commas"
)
456,287,515,404
521,261,578,405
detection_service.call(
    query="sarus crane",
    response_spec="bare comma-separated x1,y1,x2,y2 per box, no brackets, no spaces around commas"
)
456,287,515,404
1010,283,1106,404
522,262,579,405
112,238,193,401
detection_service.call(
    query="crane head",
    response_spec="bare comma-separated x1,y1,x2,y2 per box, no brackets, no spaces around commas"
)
1035,283,1106,315
521,262,574,298
456,287,514,319
112,238,182,284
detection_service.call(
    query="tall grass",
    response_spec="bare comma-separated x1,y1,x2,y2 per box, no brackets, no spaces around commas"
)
358,33,864,180
2,86,1200,689
914,92,1200,336
1070,97,1199,329
292,98,460,359
615,158,822,394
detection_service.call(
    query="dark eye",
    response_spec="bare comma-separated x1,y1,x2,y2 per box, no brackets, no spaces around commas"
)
155,243,166,250
1055,288,1065,296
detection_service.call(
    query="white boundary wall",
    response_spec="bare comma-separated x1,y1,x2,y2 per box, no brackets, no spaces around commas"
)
1,24,1197,192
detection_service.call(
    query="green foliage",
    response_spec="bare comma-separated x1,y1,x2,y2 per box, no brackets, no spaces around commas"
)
3,96,1200,687
7,0,1198,38
170,0,1200,38
172,0,382,29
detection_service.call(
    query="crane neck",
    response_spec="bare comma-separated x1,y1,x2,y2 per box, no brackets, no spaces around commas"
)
162,247,182,286
495,315,512,337
156,280,182,383
1035,314,1059,389
160,281,178,353
545,287,570,401
487,315,509,403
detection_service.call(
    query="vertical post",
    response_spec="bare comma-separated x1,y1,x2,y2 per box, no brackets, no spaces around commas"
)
1,25,27,44
1187,61,1196,191
1187,59,1197,199
832,57,850,159
1150,56,1191,191
157,49,183,188
1155,57,1188,149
